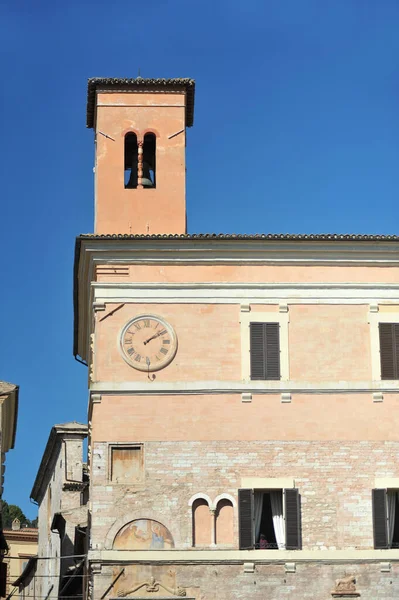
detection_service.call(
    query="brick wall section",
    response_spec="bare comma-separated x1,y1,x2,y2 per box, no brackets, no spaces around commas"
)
93,562,399,600
90,440,399,551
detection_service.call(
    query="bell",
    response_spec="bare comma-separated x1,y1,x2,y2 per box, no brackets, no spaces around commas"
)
141,161,154,188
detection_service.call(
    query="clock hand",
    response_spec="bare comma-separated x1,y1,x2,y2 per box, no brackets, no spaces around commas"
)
143,330,166,345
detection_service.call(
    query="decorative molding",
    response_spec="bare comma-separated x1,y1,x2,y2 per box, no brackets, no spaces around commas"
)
213,493,237,509
285,562,296,573
331,574,359,597
241,393,252,402
375,478,399,488
90,380,399,395
380,562,391,572
90,562,102,574
91,394,102,404
241,477,295,489
281,393,292,403
243,562,255,573
93,282,399,306
369,304,379,313
372,392,383,403
188,493,212,508
93,301,106,312
117,577,186,597
89,548,399,563
240,304,251,312
279,304,289,313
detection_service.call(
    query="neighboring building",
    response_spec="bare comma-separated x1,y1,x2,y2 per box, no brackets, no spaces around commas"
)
0,381,19,598
0,382,18,499
73,78,399,599
3,519,37,598
29,422,88,600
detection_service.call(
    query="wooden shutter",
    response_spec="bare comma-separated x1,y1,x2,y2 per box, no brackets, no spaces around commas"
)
379,323,399,379
238,489,254,549
250,322,280,380
284,488,300,550
372,488,388,549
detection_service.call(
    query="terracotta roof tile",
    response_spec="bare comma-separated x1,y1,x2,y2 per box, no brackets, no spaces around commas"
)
78,233,399,242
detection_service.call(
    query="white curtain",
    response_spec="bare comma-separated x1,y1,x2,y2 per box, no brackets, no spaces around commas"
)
388,491,397,547
270,491,285,549
254,492,264,542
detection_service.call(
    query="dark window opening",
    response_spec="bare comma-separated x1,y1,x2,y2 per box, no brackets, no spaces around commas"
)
125,133,138,188
143,133,156,188
256,493,278,549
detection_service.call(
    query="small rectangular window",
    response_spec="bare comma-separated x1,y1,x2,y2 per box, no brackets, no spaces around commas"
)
379,323,399,380
110,445,144,484
250,322,280,380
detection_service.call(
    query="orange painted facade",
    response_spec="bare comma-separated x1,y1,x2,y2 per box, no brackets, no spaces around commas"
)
94,90,188,235
76,78,399,599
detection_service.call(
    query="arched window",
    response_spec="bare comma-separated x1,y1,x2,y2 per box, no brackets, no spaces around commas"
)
124,132,138,189
215,499,234,545
143,133,156,188
192,498,211,547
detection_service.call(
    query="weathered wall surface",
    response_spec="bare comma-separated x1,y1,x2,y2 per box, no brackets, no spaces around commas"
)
92,561,399,600
89,440,399,551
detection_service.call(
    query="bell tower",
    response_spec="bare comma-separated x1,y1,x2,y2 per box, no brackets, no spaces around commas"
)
87,78,195,235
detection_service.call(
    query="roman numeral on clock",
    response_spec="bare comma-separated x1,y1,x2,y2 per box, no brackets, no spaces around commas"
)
160,347,168,355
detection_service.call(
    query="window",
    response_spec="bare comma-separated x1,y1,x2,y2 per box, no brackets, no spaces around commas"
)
124,132,138,188
368,310,399,381
238,488,300,550
372,488,399,549
110,445,144,484
250,323,280,380
240,310,289,382
379,323,399,380
143,133,156,188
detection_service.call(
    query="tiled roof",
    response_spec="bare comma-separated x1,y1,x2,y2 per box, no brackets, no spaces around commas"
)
78,233,399,242
86,77,195,129
0,381,17,395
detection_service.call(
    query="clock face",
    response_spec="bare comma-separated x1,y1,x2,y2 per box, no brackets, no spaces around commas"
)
120,315,177,372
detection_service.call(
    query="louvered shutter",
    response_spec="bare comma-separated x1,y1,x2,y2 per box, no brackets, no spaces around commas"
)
379,323,399,380
238,489,254,549
250,323,280,380
284,488,300,550
372,488,388,549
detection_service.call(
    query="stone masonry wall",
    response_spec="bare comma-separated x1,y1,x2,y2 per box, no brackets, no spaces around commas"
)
90,440,399,551
93,561,399,600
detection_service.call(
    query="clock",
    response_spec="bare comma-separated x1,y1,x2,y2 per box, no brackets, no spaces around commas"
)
120,315,177,372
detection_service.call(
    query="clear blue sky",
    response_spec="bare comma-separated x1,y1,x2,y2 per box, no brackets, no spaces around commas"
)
1,0,398,518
